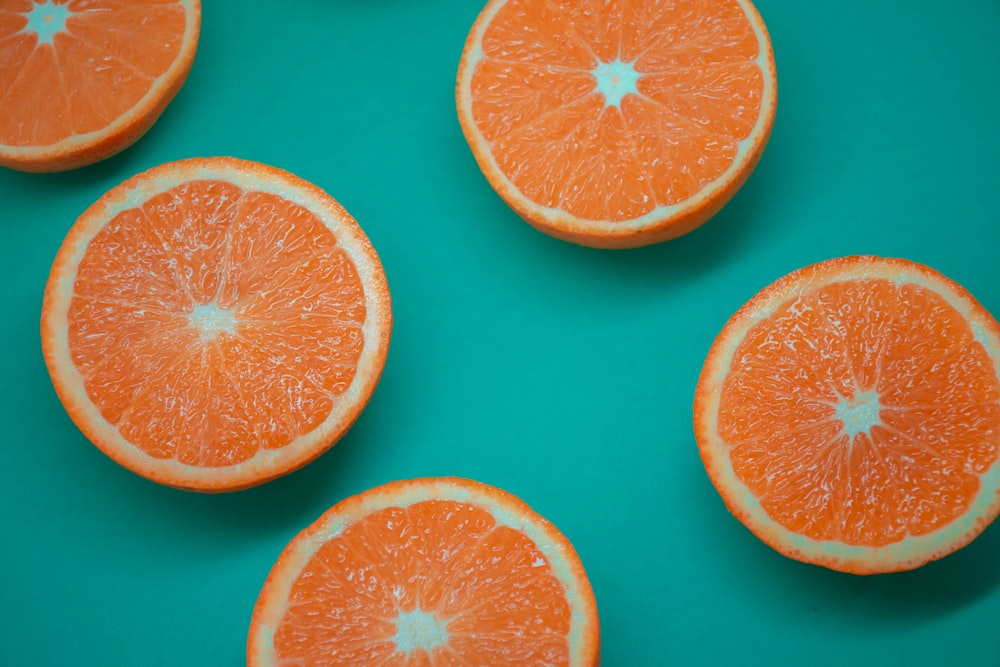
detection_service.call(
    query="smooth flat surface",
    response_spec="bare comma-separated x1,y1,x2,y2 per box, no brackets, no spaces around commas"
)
2,1,999,664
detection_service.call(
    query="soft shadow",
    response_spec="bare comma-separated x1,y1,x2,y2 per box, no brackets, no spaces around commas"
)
58,404,384,558
806,520,1000,624
440,112,784,293
0,68,200,197
545,155,781,284
0,141,159,222
150,425,372,538
0,147,131,192
704,489,1000,629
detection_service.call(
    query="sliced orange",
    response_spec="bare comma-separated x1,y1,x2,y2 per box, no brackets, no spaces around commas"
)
0,0,200,172
694,256,1000,574
456,0,777,248
41,157,392,492
248,477,601,666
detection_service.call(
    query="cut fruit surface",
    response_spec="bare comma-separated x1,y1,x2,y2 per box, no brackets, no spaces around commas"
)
456,0,776,248
41,157,392,491
0,0,200,172
694,256,1000,574
248,477,601,666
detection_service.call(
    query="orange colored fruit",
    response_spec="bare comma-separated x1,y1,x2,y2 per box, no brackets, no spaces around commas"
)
248,477,601,666
694,256,1000,574
41,157,392,492
0,0,200,172
456,0,777,249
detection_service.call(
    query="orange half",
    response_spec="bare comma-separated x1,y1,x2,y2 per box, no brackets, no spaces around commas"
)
0,0,200,172
457,0,777,248
248,477,601,666
694,256,1000,574
41,157,392,491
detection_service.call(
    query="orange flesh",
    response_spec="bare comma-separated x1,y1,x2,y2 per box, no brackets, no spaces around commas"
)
274,500,571,666
470,0,762,221
718,279,1000,547
66,180,366,467
0,0,186,146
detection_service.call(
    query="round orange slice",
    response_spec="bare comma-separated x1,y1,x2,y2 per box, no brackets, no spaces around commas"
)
456,0,777,248
694,256,1000,574
41,157,392,492
248,477,601,666
0,0,200,172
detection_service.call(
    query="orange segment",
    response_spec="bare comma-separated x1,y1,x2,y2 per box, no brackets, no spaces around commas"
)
248,478,600,667
469,58,596,143
637,62,764,140
694,256,1000,573
0,31,35,94
54,32,154,136
457,0,776,248
0,5,30,35
480,0,595,69
621,94,739,206
625,0,760,68
0,41,68,146
0,0,199,172
66,3,187,78
41,157,392,492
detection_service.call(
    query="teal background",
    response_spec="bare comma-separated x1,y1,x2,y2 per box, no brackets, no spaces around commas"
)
2,1,999,664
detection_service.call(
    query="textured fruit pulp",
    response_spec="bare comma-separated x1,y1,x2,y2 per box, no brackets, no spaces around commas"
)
67,180,366,466
0,0,186,146
470,0,764,221
273,499,572,666
718,278,1000,547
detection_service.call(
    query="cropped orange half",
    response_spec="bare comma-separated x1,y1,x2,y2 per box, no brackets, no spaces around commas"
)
457,0,777,248
0,0,200,172
41,157,392,492
248,477,601,666
694,256,1000,574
